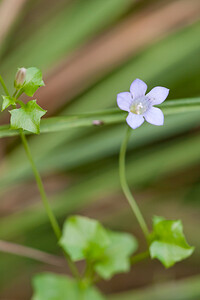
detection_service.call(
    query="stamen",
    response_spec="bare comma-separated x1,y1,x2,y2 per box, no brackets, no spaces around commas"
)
130,96,150,115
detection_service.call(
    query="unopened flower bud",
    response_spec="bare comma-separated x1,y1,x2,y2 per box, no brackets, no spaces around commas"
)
14,67,26,89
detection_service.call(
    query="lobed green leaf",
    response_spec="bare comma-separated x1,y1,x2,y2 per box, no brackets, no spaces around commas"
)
1,95,15,111
32,273,105,300
94,230,137,279
149,216,194,268
59,216,137,279
9,100,46,134
59,216,110,262
20,67,44,97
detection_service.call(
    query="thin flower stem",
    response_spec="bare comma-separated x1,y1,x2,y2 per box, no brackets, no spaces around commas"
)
0,75,10,96
19,130,61,239
16,89,23,99
19,130,80,278
13,90,18,97
82,261,95,286
0,76,80,278
119,127,149,240
130,250,150,265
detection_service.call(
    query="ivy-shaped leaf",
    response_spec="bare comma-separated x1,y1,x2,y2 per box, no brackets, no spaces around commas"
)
94,230,137,279
59,215,137,279
149,216,194,268
9,100,46,134
1,95,15,111
59,216,110,262
21,67,44,97
32,273,105,300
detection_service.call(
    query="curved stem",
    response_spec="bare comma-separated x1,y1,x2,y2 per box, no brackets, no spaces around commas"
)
19,130,61,239
16,99,26,108
130,250,150,265
119,127,149,239
0,76,79,278
19,130,80,278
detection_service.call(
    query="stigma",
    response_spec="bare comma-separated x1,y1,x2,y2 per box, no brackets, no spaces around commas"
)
130,96,150,115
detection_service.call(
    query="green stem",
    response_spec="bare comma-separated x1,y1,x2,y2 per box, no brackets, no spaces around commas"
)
130,250,149,265
119,127,149,239
16,99,26,108
19,130,80,278
13,90,18,98
0,76,10,96
16,89,23,99
19,130,61,239
0,76,80,278
82,261,95,286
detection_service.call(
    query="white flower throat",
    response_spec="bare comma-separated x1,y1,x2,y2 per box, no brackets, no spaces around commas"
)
130,96,150,115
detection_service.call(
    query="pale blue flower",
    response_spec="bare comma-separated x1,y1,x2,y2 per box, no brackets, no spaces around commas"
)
117,79,169,129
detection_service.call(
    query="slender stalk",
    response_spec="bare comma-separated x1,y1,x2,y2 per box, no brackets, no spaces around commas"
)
0,75,10,96
19,130,80,278
19,130,61,239
0,75,79,278
13,90,18,97
130,250,149,265
16,89,23,99
82,261,95,286
119,127,149,239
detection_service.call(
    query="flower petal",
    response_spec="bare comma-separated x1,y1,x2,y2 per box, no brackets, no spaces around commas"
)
146,86,169,105
117,92,132,112
126,112,144,129
130,79,147,99
144,107,164,126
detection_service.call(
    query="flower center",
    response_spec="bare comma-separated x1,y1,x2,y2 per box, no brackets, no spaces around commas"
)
130,96,149,115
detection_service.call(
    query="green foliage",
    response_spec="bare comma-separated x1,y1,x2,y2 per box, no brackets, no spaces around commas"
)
59,216,110,261
59,216,137,279
94,230,137,279
149,216,194,268
9,100,46,134
0,67,46,134
1,95,15,111
0,0,199,294
32,273,105,300
20,67,44,97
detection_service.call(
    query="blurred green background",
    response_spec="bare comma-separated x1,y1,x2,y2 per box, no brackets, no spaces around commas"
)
0,0,200,299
